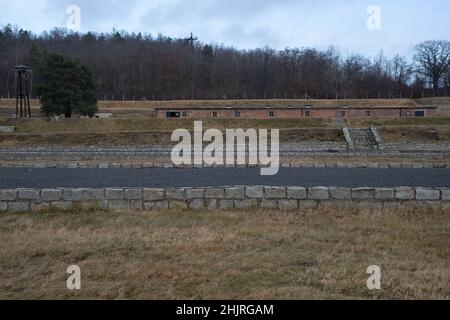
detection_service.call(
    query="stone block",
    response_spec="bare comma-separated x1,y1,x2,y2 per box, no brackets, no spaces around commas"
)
41,189,62,201
395,187,415,200
352,188,374,200
330,187,351,200
308,187,330,200
130,200,143,210
143,189,165,201
226,187,245,199
105,188,124,200
441,190,450,201
233,200,252,209
287,187,307,199
165,189,185,200
264,187,286,199
261,200,278,209
206,199,217,210
186,189,205,199
0,202,8,211
125,188,142,200
83,189,104,201
8,201,30,212
144,201,169,210
0,190,17,201
62,188,85,201
17,189,40,201
246,187,264,198
415,188,440,201
374,188,395,200
205,189,225,199
219,200,234,210
190,199,205,210
278,200,298,210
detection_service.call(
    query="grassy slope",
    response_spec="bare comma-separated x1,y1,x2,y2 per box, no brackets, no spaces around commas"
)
2,117,450,146
0,207,448,299
0,118,344,146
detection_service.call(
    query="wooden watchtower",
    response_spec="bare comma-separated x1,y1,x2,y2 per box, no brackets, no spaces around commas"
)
13,65,32,118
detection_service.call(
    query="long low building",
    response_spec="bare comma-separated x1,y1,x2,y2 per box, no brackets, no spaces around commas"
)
155,100,438,119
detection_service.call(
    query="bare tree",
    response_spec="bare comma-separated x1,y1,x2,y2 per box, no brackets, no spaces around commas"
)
391,54,411,85
1,25,449,100
414,40,450,95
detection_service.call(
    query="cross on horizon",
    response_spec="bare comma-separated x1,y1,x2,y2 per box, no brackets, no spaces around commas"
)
184,33,198,45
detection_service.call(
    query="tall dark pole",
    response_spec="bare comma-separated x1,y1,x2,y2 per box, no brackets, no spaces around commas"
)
19,73,23,118
25,75,31,117
15,72,19,118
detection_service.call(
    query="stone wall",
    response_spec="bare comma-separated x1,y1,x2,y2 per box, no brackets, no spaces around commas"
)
0,142,449,161
1,186,449,212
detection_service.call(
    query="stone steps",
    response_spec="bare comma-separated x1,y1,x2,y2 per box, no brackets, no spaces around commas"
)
344,128,379,150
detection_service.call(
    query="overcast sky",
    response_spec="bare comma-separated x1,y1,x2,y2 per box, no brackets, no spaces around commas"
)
1,0,449,57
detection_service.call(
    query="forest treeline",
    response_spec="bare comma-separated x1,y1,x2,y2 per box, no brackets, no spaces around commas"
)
1,25,450,100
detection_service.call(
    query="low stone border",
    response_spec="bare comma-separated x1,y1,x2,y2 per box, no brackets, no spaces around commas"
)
0,162,448,169
0,126,15,133
1,186,449,212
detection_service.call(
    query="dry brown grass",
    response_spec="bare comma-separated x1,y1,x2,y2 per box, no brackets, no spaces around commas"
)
0,206,448,300
0,118,342,146
380,126,450,142
0,117,332,134
348,117,450,127
0,131,343,147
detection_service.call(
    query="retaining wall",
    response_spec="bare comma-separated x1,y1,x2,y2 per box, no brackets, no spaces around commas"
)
0,143,449,161
1,186,449,212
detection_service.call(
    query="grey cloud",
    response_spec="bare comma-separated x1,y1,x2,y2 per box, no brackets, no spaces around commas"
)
1,0,449,55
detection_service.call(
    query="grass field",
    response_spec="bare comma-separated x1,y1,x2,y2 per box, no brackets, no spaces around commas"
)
1,117,450,146
0,117,334,133
0,207,448,300
0,117,343,146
